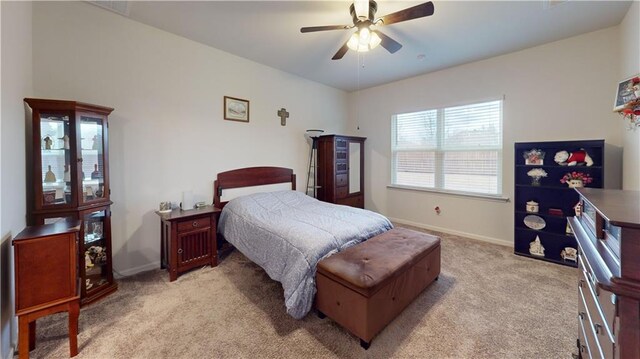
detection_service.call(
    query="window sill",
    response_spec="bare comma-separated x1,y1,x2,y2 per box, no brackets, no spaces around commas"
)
387,184,510,202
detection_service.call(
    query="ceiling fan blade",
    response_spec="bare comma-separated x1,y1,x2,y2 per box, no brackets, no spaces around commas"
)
300,25,350,33
332,40,350,60
376,31,402,54
378,1,434,26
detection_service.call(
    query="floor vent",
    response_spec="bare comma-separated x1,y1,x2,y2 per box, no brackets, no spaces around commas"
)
86,1,130,16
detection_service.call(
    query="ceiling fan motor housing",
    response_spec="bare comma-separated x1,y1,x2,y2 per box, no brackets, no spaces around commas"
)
350,0,378,23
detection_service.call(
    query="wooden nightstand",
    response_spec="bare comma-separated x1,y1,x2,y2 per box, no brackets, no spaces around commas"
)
156,206,221,281
13,219,81,358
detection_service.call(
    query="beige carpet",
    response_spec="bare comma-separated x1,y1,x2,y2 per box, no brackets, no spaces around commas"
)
18,225,578,358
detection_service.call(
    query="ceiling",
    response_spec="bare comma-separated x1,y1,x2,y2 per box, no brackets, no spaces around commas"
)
96,1,632,92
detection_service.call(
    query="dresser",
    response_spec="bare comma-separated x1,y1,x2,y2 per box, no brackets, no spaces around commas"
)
157,206,221,281
316,135,365,208
567,188,640,359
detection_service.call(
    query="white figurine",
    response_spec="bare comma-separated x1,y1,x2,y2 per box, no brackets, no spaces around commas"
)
561,247,578,262
59,135,70,149
529,236,545,257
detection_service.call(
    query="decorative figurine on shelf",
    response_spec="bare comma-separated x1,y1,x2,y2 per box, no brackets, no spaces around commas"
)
43,136,53,150
59,135,70,150
87,245,107,266
44,165,56,182
91,164,102,179
63,164,71,182
561,247,578,262
86,279,93,290
529,236,545,257
554,149,593,166
92,222,103,238
85,185,94,201
523,149,545,165
526,168,548,186
43,190,56,205
85,251,94,269
526,201,539,213
92,134,102,150
96,183,104,198
574,201,583,217
560,172,593,188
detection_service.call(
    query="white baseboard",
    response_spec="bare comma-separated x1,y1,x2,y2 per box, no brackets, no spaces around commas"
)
113,261,160,278
388,217,513,248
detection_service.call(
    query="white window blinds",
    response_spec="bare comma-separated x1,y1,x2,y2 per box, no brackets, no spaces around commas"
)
391,100,503,196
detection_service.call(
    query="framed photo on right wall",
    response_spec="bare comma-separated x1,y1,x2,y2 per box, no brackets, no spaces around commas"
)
613,74,639,111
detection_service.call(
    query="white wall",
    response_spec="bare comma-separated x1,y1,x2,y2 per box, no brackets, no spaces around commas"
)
1,2,32,357
620,1,640,191
348,27,623,245
32,1,348,275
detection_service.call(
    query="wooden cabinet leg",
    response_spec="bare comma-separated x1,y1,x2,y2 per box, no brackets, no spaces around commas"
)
28,320,36,351
68,301,79,357
18,316,30,359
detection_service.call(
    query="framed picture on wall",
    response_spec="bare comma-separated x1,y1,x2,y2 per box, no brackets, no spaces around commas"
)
224,96,250,122
613,74,639,111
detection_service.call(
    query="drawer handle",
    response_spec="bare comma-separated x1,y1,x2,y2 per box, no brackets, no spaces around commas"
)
594,323,604,336
578,311,585,320
192,221,199,227
178,248,183,254
578,279,585,288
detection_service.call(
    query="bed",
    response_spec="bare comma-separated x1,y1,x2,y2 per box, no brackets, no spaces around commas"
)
214,167,393,319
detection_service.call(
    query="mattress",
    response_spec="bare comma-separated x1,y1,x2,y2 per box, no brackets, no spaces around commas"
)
217,190,393,319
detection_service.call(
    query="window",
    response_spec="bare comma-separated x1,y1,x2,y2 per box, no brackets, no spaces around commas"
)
391,100,503,196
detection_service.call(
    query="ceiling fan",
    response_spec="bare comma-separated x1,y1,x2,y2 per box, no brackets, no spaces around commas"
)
300,0,435,60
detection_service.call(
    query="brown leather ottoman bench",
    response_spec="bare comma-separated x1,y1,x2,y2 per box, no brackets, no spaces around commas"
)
315,227,441,349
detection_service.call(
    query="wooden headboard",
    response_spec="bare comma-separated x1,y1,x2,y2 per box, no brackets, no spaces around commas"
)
213,167,296,209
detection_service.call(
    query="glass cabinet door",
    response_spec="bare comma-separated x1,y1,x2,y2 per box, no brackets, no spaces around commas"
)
39,113,76,207
82,208,110,294
78,114,108,205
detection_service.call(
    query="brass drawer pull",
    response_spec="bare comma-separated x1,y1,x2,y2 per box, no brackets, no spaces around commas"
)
178,248,183,254
192,221,199,227
594,323,604,335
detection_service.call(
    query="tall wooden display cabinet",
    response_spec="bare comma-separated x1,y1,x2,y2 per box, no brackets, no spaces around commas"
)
24,98,117,305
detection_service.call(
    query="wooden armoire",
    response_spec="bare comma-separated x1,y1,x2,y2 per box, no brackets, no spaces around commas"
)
316,135,365,208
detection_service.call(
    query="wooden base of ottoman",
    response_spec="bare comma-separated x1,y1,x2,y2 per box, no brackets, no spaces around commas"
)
315,228,441,349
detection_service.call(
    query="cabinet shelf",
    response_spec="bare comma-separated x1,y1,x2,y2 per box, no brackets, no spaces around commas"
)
514,210,568,219
516,164,602,169
514,252,578,268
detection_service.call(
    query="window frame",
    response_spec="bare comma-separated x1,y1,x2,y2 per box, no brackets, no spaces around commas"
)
390,99,507,200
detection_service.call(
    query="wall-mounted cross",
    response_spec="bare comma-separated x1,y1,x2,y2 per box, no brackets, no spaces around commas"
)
277,108,290,126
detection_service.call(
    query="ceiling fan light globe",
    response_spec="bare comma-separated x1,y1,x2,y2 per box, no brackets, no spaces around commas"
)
359,27,371,45
347,33,360,51
358,44,370,52
369,31,382,49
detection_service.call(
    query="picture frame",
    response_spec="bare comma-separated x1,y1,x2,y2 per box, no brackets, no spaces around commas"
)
224,96,250,122
613,74,639,111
